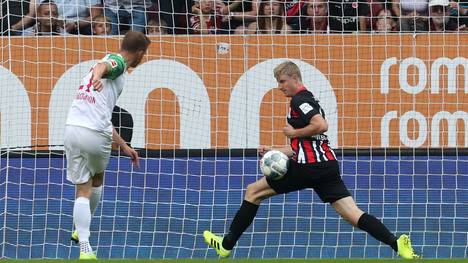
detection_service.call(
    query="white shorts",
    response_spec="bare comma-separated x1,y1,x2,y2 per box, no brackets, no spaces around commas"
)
64,125,112,184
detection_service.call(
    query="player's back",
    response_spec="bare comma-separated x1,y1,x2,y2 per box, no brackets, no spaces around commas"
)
66,54,127,136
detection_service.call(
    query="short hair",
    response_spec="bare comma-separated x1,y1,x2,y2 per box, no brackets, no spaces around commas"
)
92,15,110,28
146,19,168,34
120,31,151,53
273,61,302,81
38,0,57,10
147,19,168,28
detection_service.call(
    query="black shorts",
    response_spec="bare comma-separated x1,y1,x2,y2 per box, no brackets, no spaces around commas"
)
266,160,351,203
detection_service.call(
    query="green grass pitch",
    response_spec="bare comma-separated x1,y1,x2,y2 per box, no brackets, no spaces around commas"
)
6,259,468,263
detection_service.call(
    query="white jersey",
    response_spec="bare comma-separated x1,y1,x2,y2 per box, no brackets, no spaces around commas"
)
66,54,127,137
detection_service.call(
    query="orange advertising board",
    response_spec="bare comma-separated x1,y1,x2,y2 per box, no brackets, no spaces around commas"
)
1,35,467,149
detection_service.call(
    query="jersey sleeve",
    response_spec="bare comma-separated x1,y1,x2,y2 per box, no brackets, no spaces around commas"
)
102,54,126,80
291,94,321,124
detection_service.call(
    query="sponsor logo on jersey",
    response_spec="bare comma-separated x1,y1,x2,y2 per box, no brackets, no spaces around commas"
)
109,59,118,68
299,103,313,114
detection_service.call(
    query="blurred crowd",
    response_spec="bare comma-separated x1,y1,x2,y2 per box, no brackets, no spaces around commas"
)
3,0,468,36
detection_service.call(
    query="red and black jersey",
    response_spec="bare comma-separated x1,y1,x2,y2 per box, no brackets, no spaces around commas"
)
285,0,304,17
288,87,336,164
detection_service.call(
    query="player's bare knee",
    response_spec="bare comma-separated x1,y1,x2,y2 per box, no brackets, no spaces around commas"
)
76,187,92,198
75,180,93,198
245,183,263,204
340,210,363,227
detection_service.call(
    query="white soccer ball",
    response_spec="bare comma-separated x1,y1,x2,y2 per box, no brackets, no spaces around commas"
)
260,150,289,180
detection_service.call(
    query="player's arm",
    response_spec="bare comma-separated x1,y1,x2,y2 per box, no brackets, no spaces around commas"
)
112,128,140,168
92,54,127,91
91,63,109,91
283,98,328,139
283,115,328,139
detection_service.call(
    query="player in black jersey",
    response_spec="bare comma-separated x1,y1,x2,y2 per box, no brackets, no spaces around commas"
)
204,61,419,259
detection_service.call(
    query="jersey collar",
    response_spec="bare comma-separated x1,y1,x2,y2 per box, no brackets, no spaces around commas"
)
295,86,307,95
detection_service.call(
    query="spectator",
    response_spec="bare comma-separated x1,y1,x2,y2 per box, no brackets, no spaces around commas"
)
92,14,111,35
155,0,186,34
445,0,468,28
190,0,245,33
146,18,168,35
189,0,225,34
12,0,101,35
103,0,151,34
247,0,292,34
373,9,398,32
459,0,468,28
429,0,459,30
392,0,429,31
284,0,306,30
328,0,370,32
22,0,66,35
3,1,29,35
298,0,328,33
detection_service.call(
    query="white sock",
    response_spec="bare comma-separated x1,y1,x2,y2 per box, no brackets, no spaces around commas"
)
73,197,93,253
90,186,102,216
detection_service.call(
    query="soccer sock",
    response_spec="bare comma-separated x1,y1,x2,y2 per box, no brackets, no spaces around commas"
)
358,213,398,252
90,186,102,216
73,197,93,253
222,200,259,250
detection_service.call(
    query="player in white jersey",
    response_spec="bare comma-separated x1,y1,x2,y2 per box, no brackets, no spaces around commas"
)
64,31,151,260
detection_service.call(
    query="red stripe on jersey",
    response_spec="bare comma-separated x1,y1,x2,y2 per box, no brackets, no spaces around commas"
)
321,141,336,161
302,140,317,163
291,138,300,161
290,108,300,118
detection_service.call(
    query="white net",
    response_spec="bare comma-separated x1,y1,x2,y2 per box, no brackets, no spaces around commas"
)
1,0,468,259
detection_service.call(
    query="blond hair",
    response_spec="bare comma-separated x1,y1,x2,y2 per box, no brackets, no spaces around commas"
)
273,61,302,81
92,15,110,29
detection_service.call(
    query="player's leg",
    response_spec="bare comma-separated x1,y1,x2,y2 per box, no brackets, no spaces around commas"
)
204,176,277,257
65,126,111,259
73,179,95,259
222,177,277,248
65,126,94,258
90,172,104,216
332,196,398,249
204,161,310,257
312,161,418,259
72,172,104,244
332,195,419,259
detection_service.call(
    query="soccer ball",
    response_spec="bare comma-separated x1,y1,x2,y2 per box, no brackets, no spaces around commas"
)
260,150,289,180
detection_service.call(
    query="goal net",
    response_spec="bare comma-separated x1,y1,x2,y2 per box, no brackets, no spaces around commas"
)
1,1,467,259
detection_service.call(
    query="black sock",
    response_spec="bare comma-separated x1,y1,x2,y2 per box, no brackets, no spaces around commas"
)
222,200,259,250
357,213,398,252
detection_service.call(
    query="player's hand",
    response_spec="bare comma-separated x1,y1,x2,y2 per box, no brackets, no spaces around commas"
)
91,63,108,92
258,145,271,156
91,75,103,92
283,124,296,138
122,145,140,169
